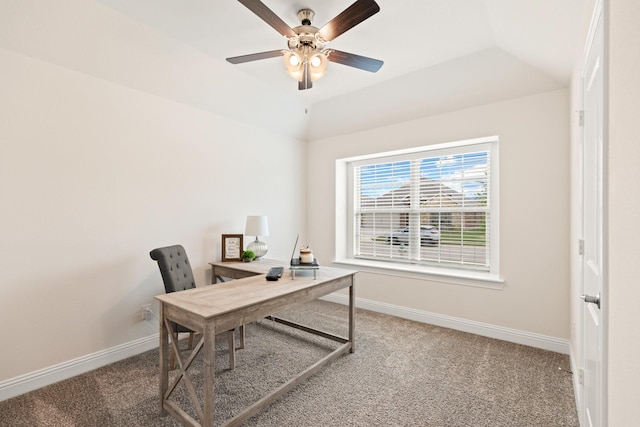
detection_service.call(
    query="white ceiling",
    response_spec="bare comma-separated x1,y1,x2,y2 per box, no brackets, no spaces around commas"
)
95,0,587,139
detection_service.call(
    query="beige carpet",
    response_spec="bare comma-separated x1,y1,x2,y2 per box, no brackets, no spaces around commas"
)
0,300,578,426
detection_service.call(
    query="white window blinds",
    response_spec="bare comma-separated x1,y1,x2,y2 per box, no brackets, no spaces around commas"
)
353,144,491,271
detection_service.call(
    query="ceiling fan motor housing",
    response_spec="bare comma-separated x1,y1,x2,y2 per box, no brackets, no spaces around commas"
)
288,9,326,51
288,28,324,50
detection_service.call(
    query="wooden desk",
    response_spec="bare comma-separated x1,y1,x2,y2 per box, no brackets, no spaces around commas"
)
156,260,357,427
209,259,284,283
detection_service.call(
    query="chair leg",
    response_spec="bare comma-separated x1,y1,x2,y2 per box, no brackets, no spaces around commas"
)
172,330,234,370
238,325,245,349
227,330,235,370
187,332,194,349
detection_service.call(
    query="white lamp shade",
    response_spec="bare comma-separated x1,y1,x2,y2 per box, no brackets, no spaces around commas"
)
245,215,269,237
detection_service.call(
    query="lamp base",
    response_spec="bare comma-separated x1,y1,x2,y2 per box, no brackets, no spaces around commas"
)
247,238,268,260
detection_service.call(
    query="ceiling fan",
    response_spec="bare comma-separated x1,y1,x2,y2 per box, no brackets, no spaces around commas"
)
226,0,383,90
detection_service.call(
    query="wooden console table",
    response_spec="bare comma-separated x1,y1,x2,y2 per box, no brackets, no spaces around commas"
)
156,260,356,427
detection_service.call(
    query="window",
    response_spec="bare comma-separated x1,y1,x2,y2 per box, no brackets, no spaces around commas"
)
337,137,499,279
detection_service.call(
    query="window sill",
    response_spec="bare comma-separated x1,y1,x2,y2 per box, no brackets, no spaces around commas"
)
332,258,504,290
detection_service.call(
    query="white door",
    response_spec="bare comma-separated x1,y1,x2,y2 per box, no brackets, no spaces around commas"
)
582,3,605,426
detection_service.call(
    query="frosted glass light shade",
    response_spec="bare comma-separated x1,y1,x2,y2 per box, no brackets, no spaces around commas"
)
283,51,303,81
309,53,327,81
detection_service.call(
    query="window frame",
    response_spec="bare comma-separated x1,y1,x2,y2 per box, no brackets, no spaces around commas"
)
335,136,502,287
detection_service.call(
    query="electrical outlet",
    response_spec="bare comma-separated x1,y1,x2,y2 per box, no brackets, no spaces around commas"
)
141,304,152,321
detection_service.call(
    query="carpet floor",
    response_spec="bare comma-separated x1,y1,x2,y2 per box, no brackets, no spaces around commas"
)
0,300,579,426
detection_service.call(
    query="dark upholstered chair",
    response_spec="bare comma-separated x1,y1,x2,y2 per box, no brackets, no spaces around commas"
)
150,245,236,370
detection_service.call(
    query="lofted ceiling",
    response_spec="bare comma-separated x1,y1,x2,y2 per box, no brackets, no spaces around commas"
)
95,0,587,140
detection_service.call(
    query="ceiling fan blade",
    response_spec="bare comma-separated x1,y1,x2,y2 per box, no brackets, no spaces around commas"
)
237,0,296,38
226,50,284,64
318,0,380,42
327,50,383,73
299,62,312,90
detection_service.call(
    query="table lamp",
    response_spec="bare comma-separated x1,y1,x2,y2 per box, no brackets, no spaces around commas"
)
245,215,269,260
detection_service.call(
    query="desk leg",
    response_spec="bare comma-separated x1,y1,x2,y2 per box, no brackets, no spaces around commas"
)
159,303,169,416
349,279,355,353
202,324,216,427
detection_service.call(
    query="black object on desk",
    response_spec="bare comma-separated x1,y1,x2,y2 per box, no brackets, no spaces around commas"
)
266,266,284,281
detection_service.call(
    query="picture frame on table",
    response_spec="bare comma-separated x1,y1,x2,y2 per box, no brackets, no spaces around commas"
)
221,234,243,262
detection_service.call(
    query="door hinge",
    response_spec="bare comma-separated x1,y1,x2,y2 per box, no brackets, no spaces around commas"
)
578,110,584,127
579,368,584,385
578,239,584,255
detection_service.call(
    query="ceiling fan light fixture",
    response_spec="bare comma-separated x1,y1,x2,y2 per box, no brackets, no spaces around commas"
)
283,49,327,83
309,52,328,81
283,51,304,80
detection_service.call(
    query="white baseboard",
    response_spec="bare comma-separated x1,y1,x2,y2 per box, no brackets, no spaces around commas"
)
1,296,571,402
321,293,570,354
0,334,159,402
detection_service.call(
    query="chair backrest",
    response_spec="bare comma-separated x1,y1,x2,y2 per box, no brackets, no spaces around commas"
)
149,245,196,293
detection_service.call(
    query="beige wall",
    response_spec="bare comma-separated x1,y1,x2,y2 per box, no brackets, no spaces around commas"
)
607,0,640,423
0,23,305,381
308,89,571,338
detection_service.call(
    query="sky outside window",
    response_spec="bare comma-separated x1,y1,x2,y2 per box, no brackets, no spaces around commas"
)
359,152,488,199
